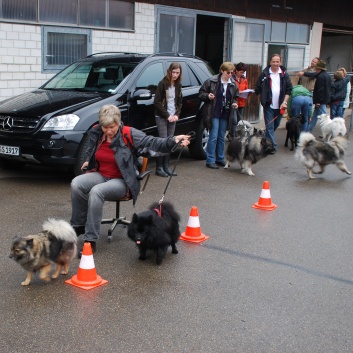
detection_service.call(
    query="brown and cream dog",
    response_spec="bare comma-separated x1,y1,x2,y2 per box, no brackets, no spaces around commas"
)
9,219,77,286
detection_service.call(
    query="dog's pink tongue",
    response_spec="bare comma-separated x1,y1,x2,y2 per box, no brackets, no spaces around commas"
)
136,240,141,244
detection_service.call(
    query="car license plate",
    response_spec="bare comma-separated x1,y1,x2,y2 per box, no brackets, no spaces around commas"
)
0,145,20,156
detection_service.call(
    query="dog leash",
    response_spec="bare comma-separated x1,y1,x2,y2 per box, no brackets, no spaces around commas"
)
158,131,196,207
263,111,284,137
265,113,281,128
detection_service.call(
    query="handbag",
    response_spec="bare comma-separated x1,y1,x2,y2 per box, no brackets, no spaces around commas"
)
200,103,212,130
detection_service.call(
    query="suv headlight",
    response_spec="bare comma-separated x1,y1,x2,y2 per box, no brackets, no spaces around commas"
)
41,114,80,131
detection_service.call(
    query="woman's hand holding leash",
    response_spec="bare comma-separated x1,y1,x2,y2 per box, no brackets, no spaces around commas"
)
81,161,89,172
174,134,191,147
172,132,195,151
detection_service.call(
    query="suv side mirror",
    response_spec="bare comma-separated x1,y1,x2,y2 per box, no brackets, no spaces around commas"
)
131,89,152,100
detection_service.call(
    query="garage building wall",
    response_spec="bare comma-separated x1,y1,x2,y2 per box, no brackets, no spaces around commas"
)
0,3,155,102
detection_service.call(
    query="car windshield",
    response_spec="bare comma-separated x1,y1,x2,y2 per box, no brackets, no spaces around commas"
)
42,59,139,93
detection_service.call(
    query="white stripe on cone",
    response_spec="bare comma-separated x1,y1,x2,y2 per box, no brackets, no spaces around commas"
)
186,215,200,228
260,189,271,198
79,255,95,270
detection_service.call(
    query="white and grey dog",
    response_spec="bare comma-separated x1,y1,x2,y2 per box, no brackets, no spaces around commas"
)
318,114,347,141
224,131,275,176
295,132,351,179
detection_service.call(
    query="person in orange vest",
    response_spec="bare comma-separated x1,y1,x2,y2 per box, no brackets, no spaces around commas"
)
227,62,249,141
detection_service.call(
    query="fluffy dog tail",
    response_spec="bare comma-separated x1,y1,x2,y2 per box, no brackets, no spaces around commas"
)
298,132,316,147
331,117,347,137
42,218,77,243
295,132,316,163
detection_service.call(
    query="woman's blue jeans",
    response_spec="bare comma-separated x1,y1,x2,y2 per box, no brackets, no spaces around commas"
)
291,95,313,131
206,117,228,164
330,101,344,119
71,172,128,242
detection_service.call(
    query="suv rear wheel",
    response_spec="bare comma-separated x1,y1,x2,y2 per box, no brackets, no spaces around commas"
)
188,119,208,160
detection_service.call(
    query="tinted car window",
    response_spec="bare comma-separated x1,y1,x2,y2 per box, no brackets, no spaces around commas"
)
194,62,215,81
135,62,164,92
187,65,201,86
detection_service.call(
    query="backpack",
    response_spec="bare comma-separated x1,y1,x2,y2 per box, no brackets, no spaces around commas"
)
122,125,133,149
121,126,144,172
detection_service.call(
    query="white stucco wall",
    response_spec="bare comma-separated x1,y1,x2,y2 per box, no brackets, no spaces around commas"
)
0,3,155,102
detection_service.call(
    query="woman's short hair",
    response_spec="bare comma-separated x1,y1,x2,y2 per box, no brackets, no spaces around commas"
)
220,62,235,73
235,62,247,72
338,67,347,77
98,105,121,127
334,70,344,80
166,62,182,85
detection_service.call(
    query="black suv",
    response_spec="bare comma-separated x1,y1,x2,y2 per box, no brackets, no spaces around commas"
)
0,53,213,175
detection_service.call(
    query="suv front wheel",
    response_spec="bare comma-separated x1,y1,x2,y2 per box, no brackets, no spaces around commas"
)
72,133,91,176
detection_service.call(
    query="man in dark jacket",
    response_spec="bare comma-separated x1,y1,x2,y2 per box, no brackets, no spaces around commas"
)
297,60,331,132
255,54,292,152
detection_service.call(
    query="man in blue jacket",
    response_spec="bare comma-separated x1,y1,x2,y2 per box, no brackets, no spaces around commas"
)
297,60,331,133
255,54,292,152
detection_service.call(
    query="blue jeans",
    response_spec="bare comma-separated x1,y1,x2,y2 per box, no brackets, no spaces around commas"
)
206,117,228,164
71,172,128,242
263,105,282,150
307,104,327,132
291,95,313,131
330,101,344,119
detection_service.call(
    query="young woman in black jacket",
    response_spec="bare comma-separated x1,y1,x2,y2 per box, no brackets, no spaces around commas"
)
154,62,183,177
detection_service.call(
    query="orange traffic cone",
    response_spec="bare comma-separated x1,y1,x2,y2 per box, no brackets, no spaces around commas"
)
180,206,210,243
66,242,108,290
252,180,277,211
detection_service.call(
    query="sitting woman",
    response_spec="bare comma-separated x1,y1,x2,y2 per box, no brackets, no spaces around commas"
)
70,104,190,257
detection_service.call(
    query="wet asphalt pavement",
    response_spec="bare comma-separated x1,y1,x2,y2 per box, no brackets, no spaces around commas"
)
1,120,353,353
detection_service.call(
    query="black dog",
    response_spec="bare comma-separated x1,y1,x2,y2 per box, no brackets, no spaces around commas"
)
127,201,181,265
284,114,306,151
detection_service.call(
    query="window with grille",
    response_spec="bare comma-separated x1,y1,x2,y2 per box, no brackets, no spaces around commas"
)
42,27,92,72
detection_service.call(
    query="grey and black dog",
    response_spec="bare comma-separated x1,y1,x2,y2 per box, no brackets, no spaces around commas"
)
224,130,275,176
295,132,351,179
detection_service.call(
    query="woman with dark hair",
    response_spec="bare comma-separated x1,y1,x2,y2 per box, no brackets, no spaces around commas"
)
227,62,249,140
154,62,183,177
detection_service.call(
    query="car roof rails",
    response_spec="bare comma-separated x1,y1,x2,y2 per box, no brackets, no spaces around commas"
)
86,52,147,58
151,52,197,58
151,52,207,62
